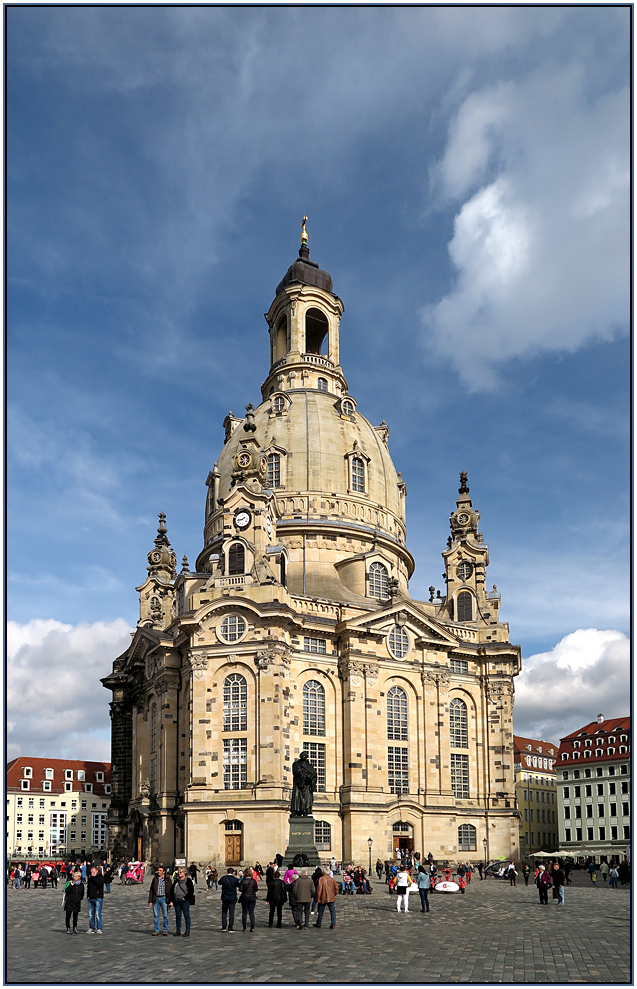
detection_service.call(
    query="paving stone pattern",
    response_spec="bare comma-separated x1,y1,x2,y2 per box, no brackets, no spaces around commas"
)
5,871,630,984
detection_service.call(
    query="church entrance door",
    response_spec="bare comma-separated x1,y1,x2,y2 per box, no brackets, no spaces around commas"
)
225,834,242,865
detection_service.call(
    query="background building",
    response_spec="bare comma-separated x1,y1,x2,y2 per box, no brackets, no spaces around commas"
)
6,757,111,860
103,231,522,870
513,735,558,856
557,714,630,862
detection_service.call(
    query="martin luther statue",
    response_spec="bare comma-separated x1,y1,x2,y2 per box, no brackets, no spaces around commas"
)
290,751,317,816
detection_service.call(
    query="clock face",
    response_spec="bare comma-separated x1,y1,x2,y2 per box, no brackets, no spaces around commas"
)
234,509,251,530
265,513,272,537
456,561,473,580
456,512,470,526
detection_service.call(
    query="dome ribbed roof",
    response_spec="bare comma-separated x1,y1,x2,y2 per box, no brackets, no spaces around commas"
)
275,244,334,296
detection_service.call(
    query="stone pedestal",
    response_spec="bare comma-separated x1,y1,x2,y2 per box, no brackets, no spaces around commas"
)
284,815,321,868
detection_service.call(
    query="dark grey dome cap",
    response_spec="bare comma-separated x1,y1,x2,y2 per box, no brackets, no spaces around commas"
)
275,243,334,296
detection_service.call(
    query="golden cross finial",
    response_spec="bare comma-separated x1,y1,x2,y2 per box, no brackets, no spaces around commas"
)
301,215,308,244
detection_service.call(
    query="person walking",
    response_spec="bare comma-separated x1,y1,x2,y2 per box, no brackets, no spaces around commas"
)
600,860,609,883
266,870,286,928
209,866,219,891
148,865,172,936
219,868,240,933
376,858,384,881
587,860,596,882
552,863,565,905
63,871,84,934
313,867,339,929
522,864,530,886
310,865,323,915
509,861,518,886
50,866,58,888
292,870,315,929
395,867,411,913
416,865,431,912
477,861,483,880
609,865,619,889
238,868,258,932
86,865,105,934
189,862,198,885
24,866,31,890
537,865,550,905
170,867,195,937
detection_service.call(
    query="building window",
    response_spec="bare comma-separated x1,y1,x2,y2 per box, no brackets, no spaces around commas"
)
620,765,627,775
564,828,571,842
314,820,331,849
456,591,473,623
451,754,469,798
317,377,328,393
95,772,104,782
368,562,388,599
387,686,408,741
303,742,326,791
150,703,157,754
104,785,111,794
450,698,468,748
458,823,476,851
387,625,409,659
622,802,629,816
621,781,629,794
586,827,593,840
609,803,617,817
303,681,326,737
272,396,285,413
342,399,354,417
564,807,570,819
350,457,365,493
608,766,616,776
599,826,606,840
44,768,54,780
22,767,32,779
42,782,51,792
223,739,247,790
595,749,603,756
223,674,248,732
607,747,615,755
388,746,408,794
228,543,245,576
562,771,568,779
17,799,22,808
267,453,281,487
303,637,326,654
619,746,627,753
219,615,247,643
64,782,72,792
450,659,468,674
623,825,630,839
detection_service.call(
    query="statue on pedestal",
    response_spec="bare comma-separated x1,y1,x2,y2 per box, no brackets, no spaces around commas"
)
290,751,317,816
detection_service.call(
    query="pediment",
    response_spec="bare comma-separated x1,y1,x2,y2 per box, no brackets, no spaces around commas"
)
339,601,459,646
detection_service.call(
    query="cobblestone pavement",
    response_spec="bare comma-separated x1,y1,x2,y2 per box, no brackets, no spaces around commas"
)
5,871,630,984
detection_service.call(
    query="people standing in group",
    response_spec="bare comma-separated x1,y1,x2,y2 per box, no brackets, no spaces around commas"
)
283,866,299,926
313,867,339,929
63,871,84,934
395,866,412,913
148,865,172,936
170,867,195,937
341,866,355,894
292,870,315,929
219,868,240,933
238,867,258,932
86,865,105,934
416,865,431,913
266,869,287,928
552,863,565,905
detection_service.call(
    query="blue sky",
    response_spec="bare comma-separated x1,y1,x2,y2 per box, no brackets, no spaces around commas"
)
7,6,629,758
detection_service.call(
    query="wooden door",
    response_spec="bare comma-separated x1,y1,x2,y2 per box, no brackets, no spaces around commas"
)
225,834,241,865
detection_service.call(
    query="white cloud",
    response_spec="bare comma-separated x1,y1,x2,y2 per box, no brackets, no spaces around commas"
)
7,618,133,761
514,628,629,743
423,67,629,389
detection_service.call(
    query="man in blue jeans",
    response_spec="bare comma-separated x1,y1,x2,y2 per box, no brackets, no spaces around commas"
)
86,865,105,933
314,869,339,929
148,866,172,935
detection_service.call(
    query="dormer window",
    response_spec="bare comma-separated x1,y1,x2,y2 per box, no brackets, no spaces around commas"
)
77,770,85,782
95,772,104,783
585,739,592,747
341,399,355,417
608,736,616,744
607,747,615,755
368,561,389,599
272,396,285,413
64,769,73,781
267,452,281,487
350,457,365,493
45,768,54,779
22,767,32,779
573,740,581,748
595,748,603,756
620,735,628,742
42,781,51,791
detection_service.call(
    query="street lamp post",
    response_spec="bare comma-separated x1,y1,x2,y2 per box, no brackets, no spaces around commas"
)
482,838,488,877
367,837,373,879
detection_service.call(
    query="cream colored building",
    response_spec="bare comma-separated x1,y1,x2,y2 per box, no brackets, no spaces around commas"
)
103,228,522,870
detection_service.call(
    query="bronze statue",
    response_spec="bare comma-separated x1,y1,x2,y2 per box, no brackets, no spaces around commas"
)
290,751,317,816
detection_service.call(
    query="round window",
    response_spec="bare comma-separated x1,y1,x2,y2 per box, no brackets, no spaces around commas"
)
219,615,247,643
456,561,473,580
387,625,409,659
342,400,354,417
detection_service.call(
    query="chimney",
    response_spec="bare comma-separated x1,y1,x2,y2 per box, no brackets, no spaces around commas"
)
597,713,604,724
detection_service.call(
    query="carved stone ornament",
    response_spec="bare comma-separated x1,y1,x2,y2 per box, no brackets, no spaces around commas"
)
140,778,151,799
186,651,209,680
255,642,292,672
365,663,380,686
155,672,180,694
421,670,450,691
338,658,365,685
486,681,506,702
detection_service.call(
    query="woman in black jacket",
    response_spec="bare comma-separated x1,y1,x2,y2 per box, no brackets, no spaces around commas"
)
238,871,259,932
63,871,85,933
266,874,286,929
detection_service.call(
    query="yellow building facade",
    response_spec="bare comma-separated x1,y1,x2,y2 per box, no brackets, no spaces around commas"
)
103,230,522,870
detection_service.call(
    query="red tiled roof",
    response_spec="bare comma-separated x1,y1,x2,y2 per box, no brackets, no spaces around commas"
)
560,716,630,741
6,757,111,796
513,734,559,758
558,717,630,765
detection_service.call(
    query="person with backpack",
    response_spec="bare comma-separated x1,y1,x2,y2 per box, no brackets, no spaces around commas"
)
63,870,85,933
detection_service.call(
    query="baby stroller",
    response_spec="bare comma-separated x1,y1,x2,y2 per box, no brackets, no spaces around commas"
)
125,862,145,884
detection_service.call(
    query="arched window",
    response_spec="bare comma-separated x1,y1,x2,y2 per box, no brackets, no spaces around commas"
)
342,399,354,417
267,452,281,487
387,686,408,740
456,591,473,622
150,703,157,754
228,543,245,576
303,680,325,737
305,308,328,354
458,824,476,851
272,395,285,413
317,377,328,392
351,457,365,492
387,625,409,659
368,561,388,599
450,698,468,748
280,554,286,587
223,674,247,732
275,316,287,361
314,820,331,850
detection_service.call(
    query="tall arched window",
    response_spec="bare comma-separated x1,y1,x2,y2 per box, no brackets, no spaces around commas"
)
450,698,468,748
303,680,325,736
458,823,476,851
267,452,281,487
387,686,408,740
228,543,245,576
456,591,473,622
351,457,365,492
223,674,247,732
305,308,328,354
368,561,388,599
150,703,157,753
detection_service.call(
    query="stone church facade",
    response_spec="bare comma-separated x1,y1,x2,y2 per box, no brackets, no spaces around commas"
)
103,228,521,869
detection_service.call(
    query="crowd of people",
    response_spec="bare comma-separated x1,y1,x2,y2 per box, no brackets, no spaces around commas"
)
7,859,113,892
